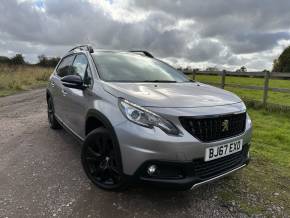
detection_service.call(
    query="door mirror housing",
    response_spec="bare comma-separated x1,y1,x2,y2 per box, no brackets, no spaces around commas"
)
61,75,85,89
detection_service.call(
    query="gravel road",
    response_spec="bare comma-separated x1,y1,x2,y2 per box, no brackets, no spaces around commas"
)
0,89,248,218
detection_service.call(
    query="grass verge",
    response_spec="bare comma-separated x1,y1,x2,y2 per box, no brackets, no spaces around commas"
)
0,64,52,97
216,108,290,217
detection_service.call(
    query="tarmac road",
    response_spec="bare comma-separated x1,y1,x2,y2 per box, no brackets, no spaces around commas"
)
0,89,248,218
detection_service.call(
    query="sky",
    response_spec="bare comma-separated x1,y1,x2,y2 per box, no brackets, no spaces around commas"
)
0,0,290,71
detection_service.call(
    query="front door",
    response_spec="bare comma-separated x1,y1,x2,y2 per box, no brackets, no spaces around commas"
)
62,54,94,137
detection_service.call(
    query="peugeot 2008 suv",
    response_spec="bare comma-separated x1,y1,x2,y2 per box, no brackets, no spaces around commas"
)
46,45,252,190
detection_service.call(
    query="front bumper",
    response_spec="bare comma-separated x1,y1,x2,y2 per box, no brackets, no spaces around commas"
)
126,143,250,190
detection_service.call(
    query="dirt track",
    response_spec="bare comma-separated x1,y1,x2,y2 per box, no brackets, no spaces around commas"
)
0,89,248,218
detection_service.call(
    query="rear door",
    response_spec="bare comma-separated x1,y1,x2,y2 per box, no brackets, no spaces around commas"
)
52,54,76,122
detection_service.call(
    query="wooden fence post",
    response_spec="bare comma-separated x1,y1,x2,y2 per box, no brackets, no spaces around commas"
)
192,69,196,81
263,71,270,106
221,70,226,89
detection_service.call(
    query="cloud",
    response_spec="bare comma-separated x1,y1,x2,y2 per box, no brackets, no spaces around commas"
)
0,0,289,70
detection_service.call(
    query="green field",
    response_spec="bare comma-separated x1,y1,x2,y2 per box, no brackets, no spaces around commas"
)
194,74,290,106
216,108,290,216
0,64,52,97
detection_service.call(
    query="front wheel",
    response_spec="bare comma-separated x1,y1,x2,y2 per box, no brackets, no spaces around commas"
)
81,127,128,191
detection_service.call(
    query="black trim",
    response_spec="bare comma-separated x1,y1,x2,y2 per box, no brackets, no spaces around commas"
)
129,50,154,58
54,115,84,143
179,112,247,142
89,52,102,81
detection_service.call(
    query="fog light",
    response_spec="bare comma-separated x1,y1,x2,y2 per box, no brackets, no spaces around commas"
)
147,165,157,176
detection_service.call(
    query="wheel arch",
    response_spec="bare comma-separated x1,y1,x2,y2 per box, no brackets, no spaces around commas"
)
85,109,114,136
85,109,123,172
46,89,52,101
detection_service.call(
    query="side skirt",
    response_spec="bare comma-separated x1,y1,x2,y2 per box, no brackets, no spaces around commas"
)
54,114,85,144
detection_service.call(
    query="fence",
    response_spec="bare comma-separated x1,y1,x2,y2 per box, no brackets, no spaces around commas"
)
183,70,290,109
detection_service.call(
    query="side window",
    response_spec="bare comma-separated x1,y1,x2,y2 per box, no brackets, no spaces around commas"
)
56,55,75,77
72,54,88,80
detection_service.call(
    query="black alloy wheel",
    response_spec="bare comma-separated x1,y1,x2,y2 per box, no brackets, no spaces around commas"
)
81,127,127,190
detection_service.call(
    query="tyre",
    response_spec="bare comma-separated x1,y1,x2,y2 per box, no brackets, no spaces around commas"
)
81,127,128,191
47,97,62,129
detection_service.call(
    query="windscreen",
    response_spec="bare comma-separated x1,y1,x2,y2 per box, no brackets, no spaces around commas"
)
92,52,189,83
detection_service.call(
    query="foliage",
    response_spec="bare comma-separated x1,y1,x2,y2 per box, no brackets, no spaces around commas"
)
10,54,25,65
236,66,247,72
272,46,290,72
0,54,60,67
37,55,60,68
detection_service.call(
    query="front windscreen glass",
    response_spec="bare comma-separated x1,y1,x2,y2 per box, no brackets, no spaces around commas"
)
92,52,189,83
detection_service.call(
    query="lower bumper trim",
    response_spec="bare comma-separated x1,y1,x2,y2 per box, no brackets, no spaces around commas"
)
190,164,247,189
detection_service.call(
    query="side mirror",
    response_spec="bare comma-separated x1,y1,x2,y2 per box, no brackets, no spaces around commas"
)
61,75,85,89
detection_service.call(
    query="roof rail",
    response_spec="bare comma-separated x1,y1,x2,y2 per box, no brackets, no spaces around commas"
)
69,45,94,53
129,50,154,58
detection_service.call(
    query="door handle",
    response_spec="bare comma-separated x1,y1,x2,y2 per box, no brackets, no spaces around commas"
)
61,89,67,96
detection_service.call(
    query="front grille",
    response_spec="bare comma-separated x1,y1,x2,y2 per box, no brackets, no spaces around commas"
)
193,150,244,180
180,113,246,142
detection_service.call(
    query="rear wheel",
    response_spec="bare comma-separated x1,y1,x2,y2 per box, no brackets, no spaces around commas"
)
81,127,127,191
47,97,62,129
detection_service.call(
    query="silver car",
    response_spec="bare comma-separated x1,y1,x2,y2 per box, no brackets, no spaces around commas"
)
46,45,252,190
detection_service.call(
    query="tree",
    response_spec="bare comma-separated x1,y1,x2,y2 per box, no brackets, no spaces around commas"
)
38,54,48,67
10,54,25,65
37,55,60,67
49,57,61,67
272,46,290,72
236,66,247,72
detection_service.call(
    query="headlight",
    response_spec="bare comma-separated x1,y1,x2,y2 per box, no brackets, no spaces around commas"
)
119,99,182,136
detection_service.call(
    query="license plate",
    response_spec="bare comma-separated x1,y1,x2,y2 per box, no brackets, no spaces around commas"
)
205,139,243,162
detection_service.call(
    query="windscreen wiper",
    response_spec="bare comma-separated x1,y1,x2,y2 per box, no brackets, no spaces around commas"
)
141,80,177,83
